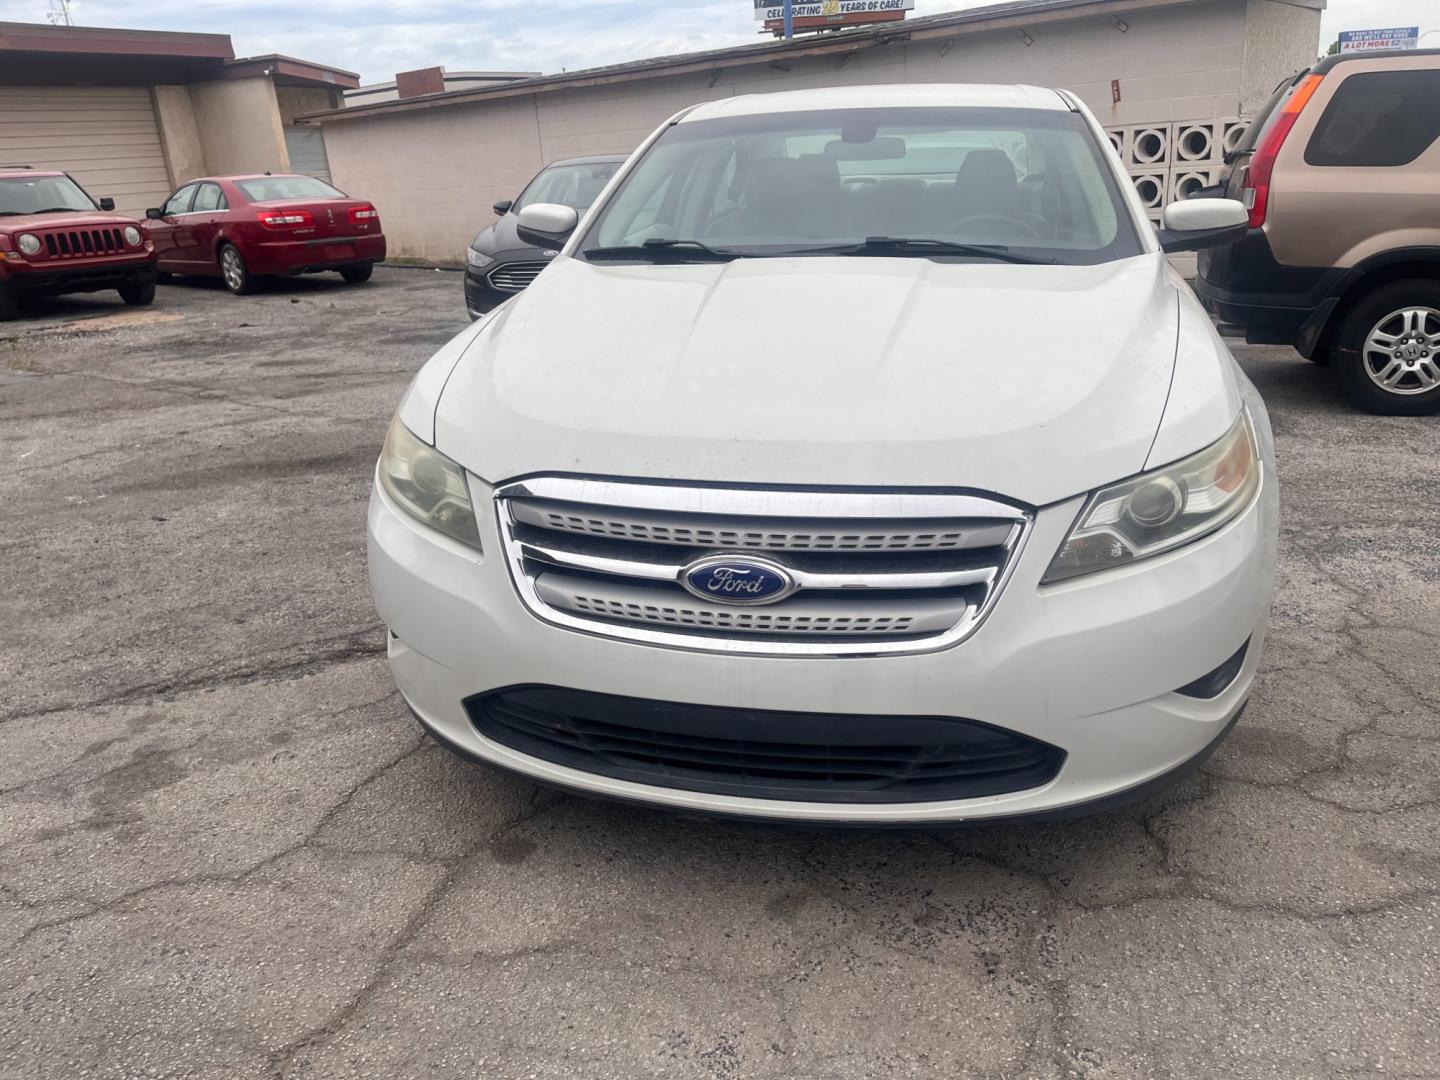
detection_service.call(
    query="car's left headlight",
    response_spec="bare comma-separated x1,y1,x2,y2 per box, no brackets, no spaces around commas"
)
466,247,496,269
1043,411,1260,584
377,416,483,550
124,226,142,246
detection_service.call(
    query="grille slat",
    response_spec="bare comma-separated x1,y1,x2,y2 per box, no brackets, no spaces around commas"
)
469,688,1065,803
498,478,1029,656
32,227,127,260
487,261,549,292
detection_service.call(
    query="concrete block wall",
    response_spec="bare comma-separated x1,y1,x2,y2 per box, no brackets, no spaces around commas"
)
321,0,1318,262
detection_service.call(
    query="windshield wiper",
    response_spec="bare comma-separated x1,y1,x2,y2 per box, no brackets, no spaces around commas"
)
582,238,744,263
793,236,1056,265
22,207,84,215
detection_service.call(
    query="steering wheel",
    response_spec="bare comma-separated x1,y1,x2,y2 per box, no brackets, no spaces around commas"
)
948,214,1043,241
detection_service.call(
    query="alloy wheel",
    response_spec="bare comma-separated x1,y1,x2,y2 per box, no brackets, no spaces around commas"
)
1362,307,1440,395
221,247,245,292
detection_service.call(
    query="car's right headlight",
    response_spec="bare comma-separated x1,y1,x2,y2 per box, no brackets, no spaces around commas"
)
1043,411,1260,584
377,416,483,550
466,247,496,269
17,234,41,256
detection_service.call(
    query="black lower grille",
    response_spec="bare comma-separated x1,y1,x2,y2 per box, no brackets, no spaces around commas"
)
466,687,1064,804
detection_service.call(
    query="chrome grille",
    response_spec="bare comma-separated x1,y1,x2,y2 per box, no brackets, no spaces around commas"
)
497,478,1032,657
487,261,549,292
41,227,127,259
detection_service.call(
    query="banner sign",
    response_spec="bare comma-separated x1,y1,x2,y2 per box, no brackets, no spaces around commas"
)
754,0,915,21
1338,27,1419,52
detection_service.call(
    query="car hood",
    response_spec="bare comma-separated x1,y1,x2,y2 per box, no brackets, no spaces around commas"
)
0,210,139,230
435,254,1184,506
471,213,545,258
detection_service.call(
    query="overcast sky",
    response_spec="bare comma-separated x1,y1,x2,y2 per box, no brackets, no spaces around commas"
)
4,0,1437,83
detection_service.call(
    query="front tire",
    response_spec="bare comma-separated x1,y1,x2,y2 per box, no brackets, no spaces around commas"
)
340,263,373,285
219,244,256,296
118,281,155,307
1333,280,1440,415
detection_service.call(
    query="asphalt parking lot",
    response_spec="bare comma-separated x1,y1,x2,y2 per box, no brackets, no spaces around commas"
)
2,266,1437,1080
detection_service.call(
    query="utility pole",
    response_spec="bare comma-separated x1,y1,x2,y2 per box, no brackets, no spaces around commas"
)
46,0,73,26
783,0,794,39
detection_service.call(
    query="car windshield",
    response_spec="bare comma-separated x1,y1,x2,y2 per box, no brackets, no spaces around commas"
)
0,174,96,215
583,106,1142,264
515,161,621,212
235,176,345,201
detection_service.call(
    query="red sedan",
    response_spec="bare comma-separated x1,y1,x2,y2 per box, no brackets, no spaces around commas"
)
145,174,386,295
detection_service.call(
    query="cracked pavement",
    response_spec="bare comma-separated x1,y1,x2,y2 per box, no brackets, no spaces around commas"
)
2,269,1437,1079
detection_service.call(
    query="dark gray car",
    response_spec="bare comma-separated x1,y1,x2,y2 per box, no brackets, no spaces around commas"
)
464,154,626,318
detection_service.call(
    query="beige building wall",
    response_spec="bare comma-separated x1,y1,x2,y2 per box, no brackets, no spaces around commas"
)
323,95,545,260
189,76,290,176
1240,0,1323,113
321,0,1318,261
276,85,343,125
152,85,207,187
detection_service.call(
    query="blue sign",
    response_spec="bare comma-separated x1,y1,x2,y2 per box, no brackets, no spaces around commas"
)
1338,27,1419,53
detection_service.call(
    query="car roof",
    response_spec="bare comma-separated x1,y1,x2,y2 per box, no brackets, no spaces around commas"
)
191,174,316,183
545,155,628,167
684,83,1068,122
1312,47,1440,75
0,168,64,180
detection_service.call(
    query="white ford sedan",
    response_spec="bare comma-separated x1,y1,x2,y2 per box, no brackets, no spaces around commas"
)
368,84,1278,824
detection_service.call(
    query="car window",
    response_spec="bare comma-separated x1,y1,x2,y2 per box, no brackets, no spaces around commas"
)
585,107,1140,265
192,183,226,212
0,174,96,214
164,184,198,216
1304,69,1440,167
234,176,345,201
515,162,622,212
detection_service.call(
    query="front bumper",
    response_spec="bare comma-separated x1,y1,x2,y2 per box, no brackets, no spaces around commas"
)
367,467,1278,824
2,257,156,296
463,266,512,319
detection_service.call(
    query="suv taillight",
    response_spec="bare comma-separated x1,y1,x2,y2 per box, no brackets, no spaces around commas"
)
257,209,313,228
1242,73,1324,229
348,204,380,224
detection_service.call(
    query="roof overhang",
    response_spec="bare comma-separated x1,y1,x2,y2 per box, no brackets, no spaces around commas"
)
0,20,233,85
224,54,360,89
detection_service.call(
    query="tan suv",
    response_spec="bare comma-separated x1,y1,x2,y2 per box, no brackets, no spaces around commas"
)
1195,49,1440,415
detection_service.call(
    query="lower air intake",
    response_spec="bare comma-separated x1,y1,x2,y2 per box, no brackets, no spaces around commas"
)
466,687,1064,804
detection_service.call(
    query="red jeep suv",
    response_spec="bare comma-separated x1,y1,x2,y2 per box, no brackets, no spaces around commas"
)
0,166,157,321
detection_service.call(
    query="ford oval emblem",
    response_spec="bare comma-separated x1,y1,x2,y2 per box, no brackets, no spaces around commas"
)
542,249,559,259
679,555,798,607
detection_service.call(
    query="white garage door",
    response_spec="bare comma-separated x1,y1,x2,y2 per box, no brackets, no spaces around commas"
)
0,86,173,215
284,126,332,183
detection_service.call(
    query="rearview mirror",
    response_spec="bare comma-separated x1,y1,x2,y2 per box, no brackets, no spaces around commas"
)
145,207,164,220
823,136,907,161
516,202,579,247
1156,198,1248,253
98,197,116,211
493,199,513,216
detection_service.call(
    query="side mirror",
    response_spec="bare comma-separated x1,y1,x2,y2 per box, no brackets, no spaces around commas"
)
1156,198,1248,253
98,197,116,211
145,207,164,220
515,202,579,247
493,199,513,216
